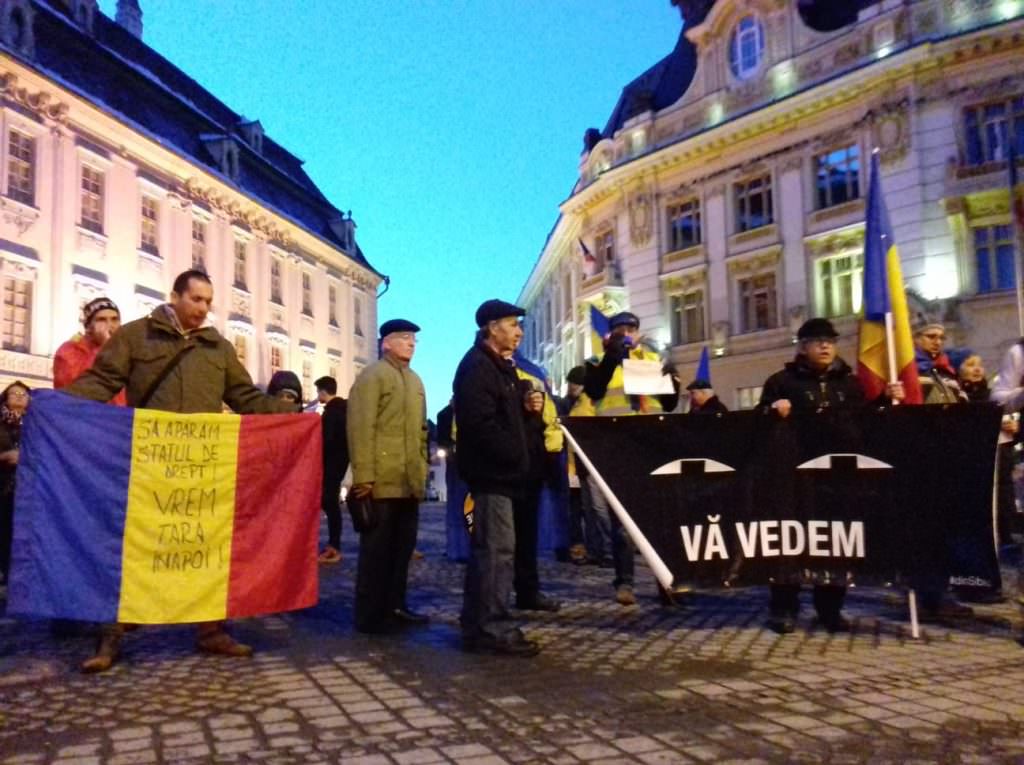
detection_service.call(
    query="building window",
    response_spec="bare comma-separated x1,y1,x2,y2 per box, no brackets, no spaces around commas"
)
736,385,764,411
964,96,1024,165
1,276,30,352
7,130,34,206
815,145,860,209
974,224,1015,293
302,360,312,400
728,16,764,80
80,165,104,234
354,295,363,337
234,334,247,366
191,219,206,272
595,229,614,272
233,239,247,289
302,273,313,316
669,289,705,346
817,254,863,318
667,199,701,251
738,272,778,332
735,175,773,232
140,195,159,255
328,285,338,326
270,345,282,375
270,259,282,304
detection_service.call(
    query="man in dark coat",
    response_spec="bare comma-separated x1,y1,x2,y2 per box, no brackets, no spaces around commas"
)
686,379,728,414
453,299,542,657
315,376,348,564
758,317,903,634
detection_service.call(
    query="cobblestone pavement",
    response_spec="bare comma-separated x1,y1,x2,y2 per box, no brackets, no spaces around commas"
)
3,503,1024,764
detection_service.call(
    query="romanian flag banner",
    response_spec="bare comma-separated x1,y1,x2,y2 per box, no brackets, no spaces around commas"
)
857,152,923,404
7,391,322,624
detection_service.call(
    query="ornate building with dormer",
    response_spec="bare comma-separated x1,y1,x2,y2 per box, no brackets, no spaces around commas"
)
0,0,382,396
518,0,1024,408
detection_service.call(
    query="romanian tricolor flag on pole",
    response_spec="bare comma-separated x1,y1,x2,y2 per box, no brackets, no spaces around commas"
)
8,391,322,623
856,151,923,404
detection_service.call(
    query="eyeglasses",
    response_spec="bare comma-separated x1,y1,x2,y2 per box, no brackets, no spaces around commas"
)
7,390,28,399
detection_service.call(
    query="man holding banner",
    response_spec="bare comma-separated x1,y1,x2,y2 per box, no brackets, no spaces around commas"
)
63,269,298,672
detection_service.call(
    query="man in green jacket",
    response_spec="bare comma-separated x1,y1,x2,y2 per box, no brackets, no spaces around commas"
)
347,318,428,633
67,269,295,672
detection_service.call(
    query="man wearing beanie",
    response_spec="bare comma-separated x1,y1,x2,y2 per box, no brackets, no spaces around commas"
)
347,319,429,634
267,370,304,412
53,297,126,405
758,317,904,634
453,298,542,656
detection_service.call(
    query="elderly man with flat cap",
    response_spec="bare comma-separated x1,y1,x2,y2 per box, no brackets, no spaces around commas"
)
685,379,728,414
347,318,429,634
453,298,543,656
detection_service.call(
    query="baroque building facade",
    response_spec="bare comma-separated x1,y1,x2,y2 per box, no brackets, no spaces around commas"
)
518,0,1024,408
0,0,382,396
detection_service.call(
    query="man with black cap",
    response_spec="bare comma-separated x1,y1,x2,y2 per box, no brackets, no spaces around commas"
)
453,298,543,656
758,317,904,633
583,311,679,606
686,379,728,414
53,297,125,404
347,318,429,634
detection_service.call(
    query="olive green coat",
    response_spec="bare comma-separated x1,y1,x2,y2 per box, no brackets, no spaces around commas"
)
66,306,292,415
346,355,427,499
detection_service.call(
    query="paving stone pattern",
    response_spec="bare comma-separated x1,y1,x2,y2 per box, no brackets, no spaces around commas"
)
3,504,1024,763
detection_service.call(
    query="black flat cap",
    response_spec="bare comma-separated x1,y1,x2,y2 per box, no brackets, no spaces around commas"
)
686,379,712,391
609,311,640,329
379,318,420,338
567,366,586,385
796,318,839,340
475,299,525,327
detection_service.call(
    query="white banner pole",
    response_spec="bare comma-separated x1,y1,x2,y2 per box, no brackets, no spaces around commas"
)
560,424,674,590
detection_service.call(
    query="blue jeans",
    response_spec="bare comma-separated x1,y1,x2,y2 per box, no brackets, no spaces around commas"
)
586,475,634,588
461,492,515,639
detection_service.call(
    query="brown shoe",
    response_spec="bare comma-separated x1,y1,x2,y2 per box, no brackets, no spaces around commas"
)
196,630,253,657
317,546,342,564
80,627,123,674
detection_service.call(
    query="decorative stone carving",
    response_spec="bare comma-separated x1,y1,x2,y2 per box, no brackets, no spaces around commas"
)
627,181,654,246
0,72,68,124
788,305,807,339
663,267,707,292
231,289,251,318
726,245,782,274
0,197,37,234
780,154,803,173
869,96,911,166
76,227,107,257
805,228,865,257
0,349,49,379
711,321,731,356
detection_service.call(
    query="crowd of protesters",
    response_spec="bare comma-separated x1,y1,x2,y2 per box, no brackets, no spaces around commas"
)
2,274,1024,667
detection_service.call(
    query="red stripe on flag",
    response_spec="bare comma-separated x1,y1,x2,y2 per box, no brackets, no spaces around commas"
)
227,413,322,618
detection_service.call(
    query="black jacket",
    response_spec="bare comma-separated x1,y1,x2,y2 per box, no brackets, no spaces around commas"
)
321,396,349,480
453,339,533,498
689,394,728,414
758,356,866,413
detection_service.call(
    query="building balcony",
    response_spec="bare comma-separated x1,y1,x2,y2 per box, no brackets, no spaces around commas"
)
578,269,608,297
728,223,779,256
661,243,705,274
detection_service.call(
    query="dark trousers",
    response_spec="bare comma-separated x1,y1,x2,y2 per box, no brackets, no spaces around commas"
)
321,469,344,549
513,485,542,602
770,583,845,620
354,498,419,632
0,493,12,582
568,487,584,548
461,492,515,639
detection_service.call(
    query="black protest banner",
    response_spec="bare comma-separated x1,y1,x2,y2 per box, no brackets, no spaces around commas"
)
564,406,1002,587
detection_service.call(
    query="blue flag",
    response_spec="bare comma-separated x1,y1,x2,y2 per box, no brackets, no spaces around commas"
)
695,345,711,384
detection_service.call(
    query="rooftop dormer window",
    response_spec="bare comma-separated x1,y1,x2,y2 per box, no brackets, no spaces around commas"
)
729,15,764,81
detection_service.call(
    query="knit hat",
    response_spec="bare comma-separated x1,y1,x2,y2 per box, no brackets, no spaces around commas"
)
82,297,119,327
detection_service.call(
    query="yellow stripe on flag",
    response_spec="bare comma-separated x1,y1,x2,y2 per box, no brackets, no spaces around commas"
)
118,411,240,624
857,245,915,380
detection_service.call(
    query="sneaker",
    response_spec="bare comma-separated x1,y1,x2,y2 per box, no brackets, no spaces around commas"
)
462,628,539,657
317,546,342,565
569,544,588,565
515,593,561,612
196,629,253,657
616,585,637,606
767,615,796,635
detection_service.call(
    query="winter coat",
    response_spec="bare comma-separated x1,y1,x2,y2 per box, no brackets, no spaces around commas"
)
346,355,427,500
758,355,866,413
66,306,291,415
53,334,127,406
452,339,533,499
321,397,350,481
915,349,967,404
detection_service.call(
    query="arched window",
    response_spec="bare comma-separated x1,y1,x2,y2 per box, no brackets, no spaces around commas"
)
729,16,764,80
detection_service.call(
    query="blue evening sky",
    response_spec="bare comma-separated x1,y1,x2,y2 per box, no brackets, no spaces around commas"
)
97,1,682,414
